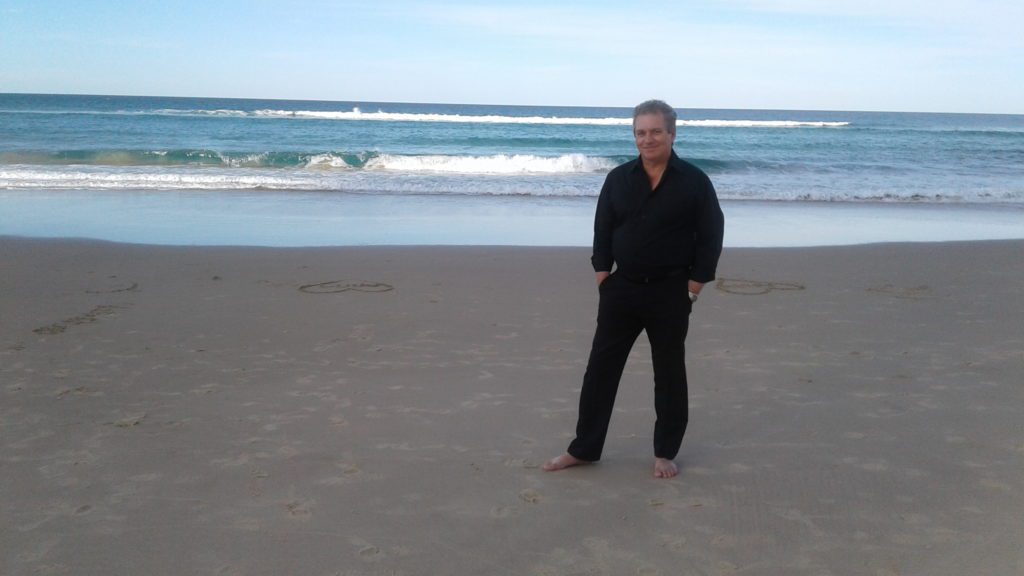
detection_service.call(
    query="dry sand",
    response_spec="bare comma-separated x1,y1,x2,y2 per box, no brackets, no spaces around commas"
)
2,237,1022,575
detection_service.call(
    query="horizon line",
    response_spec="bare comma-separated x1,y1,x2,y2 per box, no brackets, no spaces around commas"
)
1,91,1022,117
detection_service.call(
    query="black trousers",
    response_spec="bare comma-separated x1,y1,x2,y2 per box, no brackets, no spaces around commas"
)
567,272,692,461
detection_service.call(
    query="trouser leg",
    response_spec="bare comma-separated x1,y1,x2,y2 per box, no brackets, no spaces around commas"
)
645,281,691,460
567,278,642,461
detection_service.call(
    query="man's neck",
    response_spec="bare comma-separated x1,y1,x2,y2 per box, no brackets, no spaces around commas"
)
641,149,673,174
642,157,669,173
641,155,670,188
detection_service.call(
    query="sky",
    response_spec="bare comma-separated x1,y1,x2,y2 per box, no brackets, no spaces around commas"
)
1,0,1022,113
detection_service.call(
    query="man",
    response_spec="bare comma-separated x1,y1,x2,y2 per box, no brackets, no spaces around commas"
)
543,99,724,478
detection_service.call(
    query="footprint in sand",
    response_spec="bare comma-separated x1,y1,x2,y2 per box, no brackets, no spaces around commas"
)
715,278,804,296
299,280,394,294
111,413,147,428
519,489,542,504
355,543,382,562
284,499,312,518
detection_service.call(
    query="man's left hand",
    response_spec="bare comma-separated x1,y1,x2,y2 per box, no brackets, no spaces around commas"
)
688,280,704,295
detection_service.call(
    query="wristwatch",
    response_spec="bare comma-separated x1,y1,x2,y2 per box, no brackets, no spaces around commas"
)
688,291,699,303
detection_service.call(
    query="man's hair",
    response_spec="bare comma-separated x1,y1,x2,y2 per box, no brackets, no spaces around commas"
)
632,99,678,132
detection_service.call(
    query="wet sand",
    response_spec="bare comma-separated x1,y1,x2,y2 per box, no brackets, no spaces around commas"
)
2,237,1022,575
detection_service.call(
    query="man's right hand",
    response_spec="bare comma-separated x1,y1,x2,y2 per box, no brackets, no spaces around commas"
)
596,271,611,286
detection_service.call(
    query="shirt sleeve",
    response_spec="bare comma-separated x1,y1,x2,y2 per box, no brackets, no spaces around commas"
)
690,175,725,283
591,172,616,272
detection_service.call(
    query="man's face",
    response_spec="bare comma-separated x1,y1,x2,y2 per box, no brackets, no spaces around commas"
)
633,113,676,164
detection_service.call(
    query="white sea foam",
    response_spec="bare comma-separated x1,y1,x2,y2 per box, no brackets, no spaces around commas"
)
293,152,614,173
2,106,849,128
143,108,848,128
254,109,850,128
155,108,250,117
680,120,849,128
0,153,615,192
3,166,1021,203
0,165,603,194
0,167,312,190
364,153,616,174
304,153,357,168
251,108,632,125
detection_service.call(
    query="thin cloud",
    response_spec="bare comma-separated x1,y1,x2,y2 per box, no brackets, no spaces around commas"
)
720,0,1024,46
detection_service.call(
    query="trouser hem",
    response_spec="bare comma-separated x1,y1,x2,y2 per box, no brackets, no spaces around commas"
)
566,447,599,463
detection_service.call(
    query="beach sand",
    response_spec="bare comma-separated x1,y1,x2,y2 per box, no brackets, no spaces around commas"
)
2,237,1022,575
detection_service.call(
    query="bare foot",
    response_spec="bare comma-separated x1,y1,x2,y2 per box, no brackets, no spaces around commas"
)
541,453,588,472
654,458,678,478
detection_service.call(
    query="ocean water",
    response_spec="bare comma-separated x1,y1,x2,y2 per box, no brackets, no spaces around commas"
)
2,93,1023,246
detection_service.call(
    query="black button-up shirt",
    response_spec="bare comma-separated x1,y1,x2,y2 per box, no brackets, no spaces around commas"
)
591,150,724,283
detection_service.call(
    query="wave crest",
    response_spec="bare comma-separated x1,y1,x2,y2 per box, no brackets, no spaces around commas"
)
249,108,631,125
0,150,618,174
365,153,616,174
681,120,848,128
0,167,307,190
128,108,851,128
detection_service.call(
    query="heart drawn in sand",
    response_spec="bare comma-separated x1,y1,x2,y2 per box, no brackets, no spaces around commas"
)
299,280,394,294
715,277,805,296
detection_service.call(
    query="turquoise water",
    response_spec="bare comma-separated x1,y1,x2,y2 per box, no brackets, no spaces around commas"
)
2,94,1023,246
3,94,1023,202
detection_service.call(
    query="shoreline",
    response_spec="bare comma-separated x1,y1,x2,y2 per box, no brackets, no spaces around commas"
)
2,237,1022,574
2,189,1024,248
